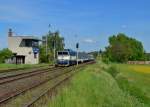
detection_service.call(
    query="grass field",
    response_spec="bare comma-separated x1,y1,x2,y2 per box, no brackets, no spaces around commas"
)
113,64,150,106
44,61,150,107
128,65,150,74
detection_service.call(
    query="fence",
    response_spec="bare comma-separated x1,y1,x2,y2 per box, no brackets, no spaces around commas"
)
127,61,150,65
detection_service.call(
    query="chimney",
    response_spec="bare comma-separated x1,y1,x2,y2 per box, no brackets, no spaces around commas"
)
8,28,13,37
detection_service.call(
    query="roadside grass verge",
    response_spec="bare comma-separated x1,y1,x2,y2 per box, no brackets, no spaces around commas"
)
45,62,144,107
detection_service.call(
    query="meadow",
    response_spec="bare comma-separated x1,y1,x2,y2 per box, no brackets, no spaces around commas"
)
113,64,150,106
44,62,150,107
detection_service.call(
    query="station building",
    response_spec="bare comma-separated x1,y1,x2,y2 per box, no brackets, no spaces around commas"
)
6,29,40,64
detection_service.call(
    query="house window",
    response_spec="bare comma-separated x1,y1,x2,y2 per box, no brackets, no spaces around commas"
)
20,39,39,48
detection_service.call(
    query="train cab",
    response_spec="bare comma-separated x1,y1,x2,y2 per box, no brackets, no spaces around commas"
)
56,49,77,66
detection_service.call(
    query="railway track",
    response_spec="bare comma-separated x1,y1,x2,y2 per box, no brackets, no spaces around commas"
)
23,71,74,107
0,61,95,106
0,66,65,104
0,66,59,85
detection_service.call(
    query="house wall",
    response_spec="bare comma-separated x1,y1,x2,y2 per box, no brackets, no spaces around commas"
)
8,36,39,64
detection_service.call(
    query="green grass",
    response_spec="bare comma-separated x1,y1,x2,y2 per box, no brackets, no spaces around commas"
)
44,61,148,107
0,63,49,71
110,64,150,106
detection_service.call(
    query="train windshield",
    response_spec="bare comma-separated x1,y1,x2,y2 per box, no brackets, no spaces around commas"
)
58,52,68,55
63,52,68,55
58,52,62,55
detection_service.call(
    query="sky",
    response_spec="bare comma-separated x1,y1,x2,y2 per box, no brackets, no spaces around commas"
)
0,0,150,52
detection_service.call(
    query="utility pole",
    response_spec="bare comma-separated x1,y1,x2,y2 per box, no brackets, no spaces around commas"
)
48,24,52,63
53,33,56,66
53,41,56,65
46,35,48,56
46,25,51,56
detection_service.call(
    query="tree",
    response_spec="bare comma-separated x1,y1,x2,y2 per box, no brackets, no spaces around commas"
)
144,53,150,61
39,46,49,63
47,31,64,53
103,33,145,63
0,48,13,63
40,31,65,63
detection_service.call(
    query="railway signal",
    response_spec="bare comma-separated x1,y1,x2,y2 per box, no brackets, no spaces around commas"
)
76,43,79,49
76,43,79,66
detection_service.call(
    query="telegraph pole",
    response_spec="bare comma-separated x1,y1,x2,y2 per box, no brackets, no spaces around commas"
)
46,34,48,56
53,33,56,66
53,43,56,65
46,24,51,56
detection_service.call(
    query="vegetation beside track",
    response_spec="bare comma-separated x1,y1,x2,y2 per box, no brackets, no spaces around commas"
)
45,61,150,107
0,64,49,71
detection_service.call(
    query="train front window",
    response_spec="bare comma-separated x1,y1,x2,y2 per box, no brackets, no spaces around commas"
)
58,52,62,55
62,52,68,55
58,51,68,55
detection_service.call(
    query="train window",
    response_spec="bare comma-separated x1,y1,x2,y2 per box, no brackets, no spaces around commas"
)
70,52,76,56
58,52,62,55
63,52,68,55
58,51,68,55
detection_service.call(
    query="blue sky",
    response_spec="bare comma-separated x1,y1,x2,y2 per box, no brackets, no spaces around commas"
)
0,0,150,52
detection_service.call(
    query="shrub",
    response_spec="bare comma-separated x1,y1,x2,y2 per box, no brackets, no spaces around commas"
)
0,48,13,63
106,65,119,78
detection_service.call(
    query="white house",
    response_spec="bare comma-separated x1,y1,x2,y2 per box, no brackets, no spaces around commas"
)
6,29,40,64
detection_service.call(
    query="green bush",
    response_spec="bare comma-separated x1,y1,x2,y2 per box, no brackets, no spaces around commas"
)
106,65,119,78
0,48,13,63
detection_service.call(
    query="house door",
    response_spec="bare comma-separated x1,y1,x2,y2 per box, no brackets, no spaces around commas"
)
16,56,25,64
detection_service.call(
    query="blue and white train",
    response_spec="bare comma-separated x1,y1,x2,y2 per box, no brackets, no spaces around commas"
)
56,49,94,66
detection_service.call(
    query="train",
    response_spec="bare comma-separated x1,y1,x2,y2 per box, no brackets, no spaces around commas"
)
56,49,94,66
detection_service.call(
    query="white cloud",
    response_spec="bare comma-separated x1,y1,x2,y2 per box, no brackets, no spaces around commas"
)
83,38,96,43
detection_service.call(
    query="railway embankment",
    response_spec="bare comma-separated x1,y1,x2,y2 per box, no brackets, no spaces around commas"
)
45,61,150,107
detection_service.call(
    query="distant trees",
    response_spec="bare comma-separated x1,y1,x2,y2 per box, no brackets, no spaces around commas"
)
144,53,150,61
103,33,145,63
0,48,13,63
39,31,65,63
89,50,102,59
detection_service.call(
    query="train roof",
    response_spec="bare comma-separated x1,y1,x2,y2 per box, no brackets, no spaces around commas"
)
64,49,75,52
58,49,76,55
